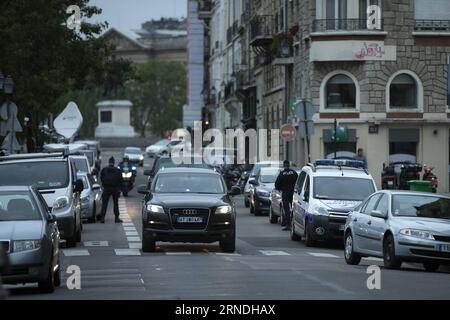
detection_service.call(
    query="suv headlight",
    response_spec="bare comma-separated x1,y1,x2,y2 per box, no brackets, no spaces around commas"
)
313,207,329,216
399,229,435,240
53,196,70,211
13,240,41,252
215,205,232,214
256,189,270,197
146,204,165,214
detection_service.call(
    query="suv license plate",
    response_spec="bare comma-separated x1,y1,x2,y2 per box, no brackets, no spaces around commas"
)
438,244,450,252
177,217,203,223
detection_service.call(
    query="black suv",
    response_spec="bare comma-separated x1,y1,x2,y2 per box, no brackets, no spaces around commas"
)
138,168,240,253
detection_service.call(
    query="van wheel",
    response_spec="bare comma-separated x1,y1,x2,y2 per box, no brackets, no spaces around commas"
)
383,234,402,269
423,262,439,272
290,218,301,241
142,232,156,253
344,232,361,265
269,206,278,224
38,263,55,293
304,223,316,247
244,197,250,208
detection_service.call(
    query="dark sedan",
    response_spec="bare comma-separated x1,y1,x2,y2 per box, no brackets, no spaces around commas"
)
138,168,241,253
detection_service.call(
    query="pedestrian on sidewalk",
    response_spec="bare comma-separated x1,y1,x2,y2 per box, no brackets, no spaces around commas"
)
275,160,298,231
99,156,123,223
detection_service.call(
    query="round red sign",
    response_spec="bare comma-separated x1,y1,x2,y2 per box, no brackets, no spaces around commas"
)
280,124,296,142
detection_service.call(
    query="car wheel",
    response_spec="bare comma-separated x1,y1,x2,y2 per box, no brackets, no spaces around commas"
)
423,262,440,272
142,231,156,253
280,206,285,226
250,202,255,214
244,197,250,208
220,233,236,253
290,218,301,241
383,234,402,270
269,206,278,224
304,222,316,247
54,261,61,288
38,262,55,293
344,232,361,265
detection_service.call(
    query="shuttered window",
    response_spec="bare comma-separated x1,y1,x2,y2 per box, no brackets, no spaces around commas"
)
415,0,450,20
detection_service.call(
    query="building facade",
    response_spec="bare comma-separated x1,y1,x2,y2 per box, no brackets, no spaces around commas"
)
200,0,450,192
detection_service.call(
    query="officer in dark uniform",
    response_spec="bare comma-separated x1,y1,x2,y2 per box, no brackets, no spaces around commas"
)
275,160,298,231
100,157,123,223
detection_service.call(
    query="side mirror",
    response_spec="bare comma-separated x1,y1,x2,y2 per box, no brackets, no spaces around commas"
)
137,185,150,195
74,179,84,192
228,186,241,196
371,210,387,219
48,213,57,223
92,184,101,191
248,178,257,186
144,169,154,177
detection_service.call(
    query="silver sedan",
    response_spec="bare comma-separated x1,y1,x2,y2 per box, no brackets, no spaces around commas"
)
344,190,450,272
78,173,103,223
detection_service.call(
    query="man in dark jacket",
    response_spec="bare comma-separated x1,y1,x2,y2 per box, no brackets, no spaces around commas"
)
100,157,123,223
275,160,298,231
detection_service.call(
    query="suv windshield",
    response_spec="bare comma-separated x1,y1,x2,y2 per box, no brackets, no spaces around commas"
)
73,158,89,173
313,177,375,201
392,195,450,219
0,161,69,189
0,192,41,221
154,173,225,194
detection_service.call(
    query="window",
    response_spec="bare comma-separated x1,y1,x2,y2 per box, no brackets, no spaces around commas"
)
325,74,356,109
389,74,417,109
415,0,450,20
447,55,450,107
295,171,307,193
361,194,382,215
376,194,389,216
100,111,112,123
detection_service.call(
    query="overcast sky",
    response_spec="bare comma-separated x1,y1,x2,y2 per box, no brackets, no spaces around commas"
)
89,0,187,39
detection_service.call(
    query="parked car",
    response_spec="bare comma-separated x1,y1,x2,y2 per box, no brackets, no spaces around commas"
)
124,147,144,167
344,190,450,271
70,154,91,175
0,152,84,247
269,168,301,224
138,168,241,253
243,161,284,208
75,140,101,169
145,139,171,158
248,167,282,216
77,172,103,223
0,186,61,293
290,159,377,246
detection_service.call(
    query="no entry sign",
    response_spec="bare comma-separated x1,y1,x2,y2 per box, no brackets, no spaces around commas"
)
280,124,296,142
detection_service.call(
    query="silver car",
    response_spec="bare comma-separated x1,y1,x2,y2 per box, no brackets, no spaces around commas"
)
124,147,144,167
77,173,103,223
344,190,450,271
0,186,61,293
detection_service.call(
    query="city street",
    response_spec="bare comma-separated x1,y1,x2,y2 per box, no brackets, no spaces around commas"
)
4,150,450,300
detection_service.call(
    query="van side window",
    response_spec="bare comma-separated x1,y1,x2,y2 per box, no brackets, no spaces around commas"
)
295,171,307,193
303,175,310,199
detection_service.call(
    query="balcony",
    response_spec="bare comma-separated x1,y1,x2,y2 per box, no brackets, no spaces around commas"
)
312,19,384,33
415,20,450,32
198,1,212,21
235,69,255,92
250,15,275,47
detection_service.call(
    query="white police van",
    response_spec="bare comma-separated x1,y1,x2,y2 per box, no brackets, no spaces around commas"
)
290,159,377,246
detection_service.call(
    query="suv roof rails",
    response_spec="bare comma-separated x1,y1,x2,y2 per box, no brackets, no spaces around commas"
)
0,150,69,162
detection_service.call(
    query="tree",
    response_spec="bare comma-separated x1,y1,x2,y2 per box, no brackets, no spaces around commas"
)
0,0,128,137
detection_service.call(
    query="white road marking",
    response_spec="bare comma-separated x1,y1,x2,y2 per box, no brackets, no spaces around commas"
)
122,222,134,227
129,243,142,249
165,252,192,256
124,227,137,232
125,231,139,236
127,236,141,242
259,250,291,256
122,219,132,223
216,253,242,256
63,249,90,257
363,257,384,262
308,252,339,258
83,241,109,247
114,249,141,256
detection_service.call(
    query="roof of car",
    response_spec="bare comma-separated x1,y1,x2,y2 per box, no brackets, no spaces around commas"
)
303,166,373,179
0,185,33,192
379,190,450,198
0,154,67,164
156,167,220,175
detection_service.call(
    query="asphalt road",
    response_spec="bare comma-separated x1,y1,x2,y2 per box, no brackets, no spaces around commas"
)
5,149,450,300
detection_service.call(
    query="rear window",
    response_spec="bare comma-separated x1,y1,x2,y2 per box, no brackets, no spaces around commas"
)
0,191,42,221
313,177,375,201
0,161,69,189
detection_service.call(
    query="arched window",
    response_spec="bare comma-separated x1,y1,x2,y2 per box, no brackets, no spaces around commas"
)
325,74,356,109
389,74,417,108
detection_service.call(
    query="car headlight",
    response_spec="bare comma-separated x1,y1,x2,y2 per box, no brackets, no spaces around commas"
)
122,172,132,178
256,190,270,197
13,240,41,252
399,229,435,240
146,204,165,214
139,156,144,161
215,205,232,214
313,207,329,216
53,196,70,211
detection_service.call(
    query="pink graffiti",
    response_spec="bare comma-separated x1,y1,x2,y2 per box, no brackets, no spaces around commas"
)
355,43,385,59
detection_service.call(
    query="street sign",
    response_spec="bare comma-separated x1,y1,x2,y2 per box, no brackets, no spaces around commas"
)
295,100,315,121
298,120,315,138
280,124,296,142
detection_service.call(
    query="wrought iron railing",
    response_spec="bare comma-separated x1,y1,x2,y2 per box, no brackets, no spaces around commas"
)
415,20,450,32
312,19,384,32
250,15,275,42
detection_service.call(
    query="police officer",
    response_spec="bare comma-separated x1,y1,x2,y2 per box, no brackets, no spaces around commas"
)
275,160,298,231
99,157,123,223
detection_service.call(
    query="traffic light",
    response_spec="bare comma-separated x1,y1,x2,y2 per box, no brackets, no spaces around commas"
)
331,124,348,142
